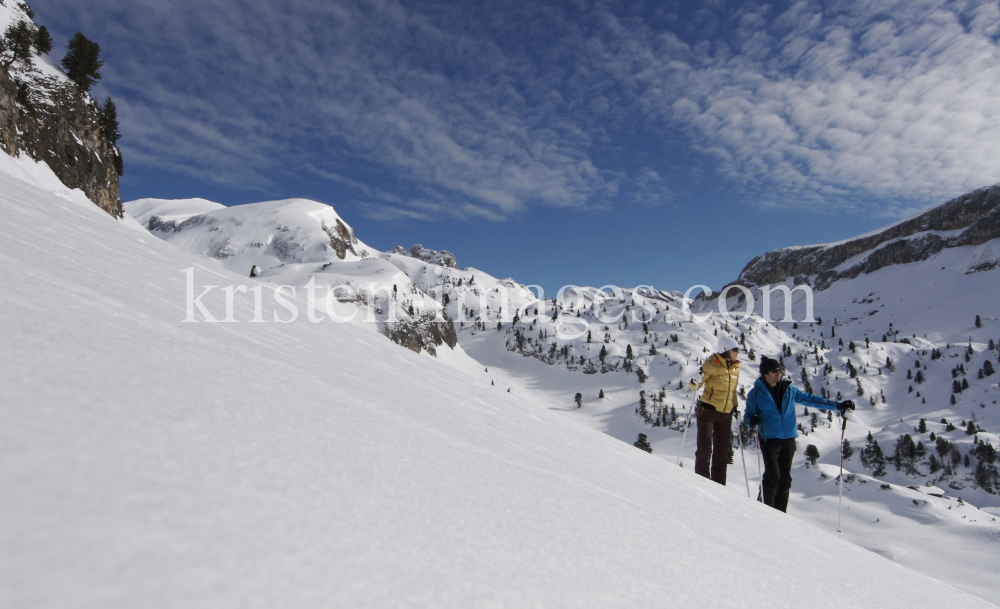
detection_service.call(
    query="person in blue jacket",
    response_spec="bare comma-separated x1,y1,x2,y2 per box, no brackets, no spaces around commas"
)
744,356,854,512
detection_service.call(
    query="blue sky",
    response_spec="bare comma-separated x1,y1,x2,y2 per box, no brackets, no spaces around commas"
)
29,0,1000,294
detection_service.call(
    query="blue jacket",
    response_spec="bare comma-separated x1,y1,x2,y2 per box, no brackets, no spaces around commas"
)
744,378,839,440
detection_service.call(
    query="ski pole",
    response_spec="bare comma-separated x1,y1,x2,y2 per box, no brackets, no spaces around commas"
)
736,413,750,498
838,411,848,533
754,427,763,502
676,390,701,467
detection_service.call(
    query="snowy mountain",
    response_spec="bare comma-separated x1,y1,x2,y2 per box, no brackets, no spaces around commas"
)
731,184,1000,290
9,152,995,607
126,197,462,357
122,184,1000,603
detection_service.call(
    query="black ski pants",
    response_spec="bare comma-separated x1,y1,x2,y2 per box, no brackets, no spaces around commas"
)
695,404,732,486
761,438,796,512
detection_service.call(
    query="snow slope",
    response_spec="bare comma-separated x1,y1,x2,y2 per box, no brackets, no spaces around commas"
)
125,192,1000,602
2,160,992,606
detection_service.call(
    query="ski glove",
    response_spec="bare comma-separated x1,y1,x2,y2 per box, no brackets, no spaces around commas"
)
748,413,761,428
837,400,856,414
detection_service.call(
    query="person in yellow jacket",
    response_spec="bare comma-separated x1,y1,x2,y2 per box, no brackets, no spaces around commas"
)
688,336,741,485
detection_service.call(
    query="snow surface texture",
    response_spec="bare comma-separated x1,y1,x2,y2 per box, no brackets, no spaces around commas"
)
125,193,1000,603
3,159,994,607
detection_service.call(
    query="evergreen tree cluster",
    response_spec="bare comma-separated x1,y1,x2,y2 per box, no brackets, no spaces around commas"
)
860,433,887,477
892,434,924,476
637,387,677,429
971,440,999,493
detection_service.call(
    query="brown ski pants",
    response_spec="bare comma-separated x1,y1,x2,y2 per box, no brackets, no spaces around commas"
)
695,403,732,485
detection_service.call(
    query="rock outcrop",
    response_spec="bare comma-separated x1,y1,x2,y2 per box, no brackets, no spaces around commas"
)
731,184,1000,291
384,310,458,357
322,219,359,260
392,244,457,268
0,7,121,217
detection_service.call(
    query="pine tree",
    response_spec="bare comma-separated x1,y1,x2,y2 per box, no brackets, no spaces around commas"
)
599,344,607,362
915,370,924,384
61,33,104,92
649,344,657,356
967,420,976,435
625,344,633,359
893,434,917,474
633,433,652,453
975,315,982,328
98,97,124,175
598,389,604,399
1,21,35,69
804,444,820,466
974,461,998,493
33,24,52,55
800,368,813,394
587,330,592,343
869,441,887,477
842,439,853,460
918,418,927,433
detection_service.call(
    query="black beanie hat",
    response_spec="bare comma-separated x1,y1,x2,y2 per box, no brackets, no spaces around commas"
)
760,356,781,376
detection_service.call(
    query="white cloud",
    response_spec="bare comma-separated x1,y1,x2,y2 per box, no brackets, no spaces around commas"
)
593,0,1000,211
34,0,999,219
39,0,636,220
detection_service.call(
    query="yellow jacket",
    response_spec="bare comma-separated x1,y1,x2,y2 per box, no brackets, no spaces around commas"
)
688,354,741,413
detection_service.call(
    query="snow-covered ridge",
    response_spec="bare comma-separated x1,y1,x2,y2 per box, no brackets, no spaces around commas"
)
129,197,372,267
732,184,1000,291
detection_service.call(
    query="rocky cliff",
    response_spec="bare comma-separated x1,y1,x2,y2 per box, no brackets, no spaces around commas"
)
0,4,122,217
392,244,458,268
731,184,1000,291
